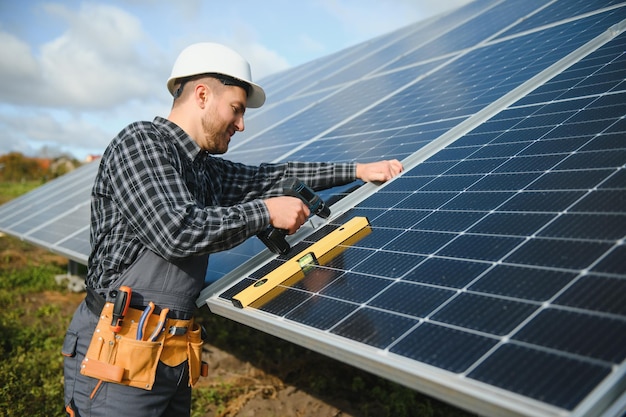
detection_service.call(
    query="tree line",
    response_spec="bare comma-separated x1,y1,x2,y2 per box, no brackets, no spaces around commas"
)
0,152,82,182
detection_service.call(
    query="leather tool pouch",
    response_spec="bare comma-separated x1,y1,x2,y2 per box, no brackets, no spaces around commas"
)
80,302,165,390
187,322,204,386
81,302,205,390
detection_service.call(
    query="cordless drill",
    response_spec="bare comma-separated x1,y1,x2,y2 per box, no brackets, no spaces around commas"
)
257,177,330,255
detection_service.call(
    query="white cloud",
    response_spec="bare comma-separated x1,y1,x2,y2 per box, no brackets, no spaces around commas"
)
0,32,43,101
1,3,169,110
233,42,290,81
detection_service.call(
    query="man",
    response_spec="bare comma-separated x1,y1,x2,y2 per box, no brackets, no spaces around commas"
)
62,42,403,417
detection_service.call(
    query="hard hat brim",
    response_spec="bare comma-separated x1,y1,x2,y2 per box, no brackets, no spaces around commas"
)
167,75,265,108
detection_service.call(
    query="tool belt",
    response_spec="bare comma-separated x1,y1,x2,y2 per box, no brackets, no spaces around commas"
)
81,288,206,390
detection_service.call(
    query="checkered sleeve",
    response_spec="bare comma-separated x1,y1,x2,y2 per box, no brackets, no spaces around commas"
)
214,159,357,203
101,130,271,260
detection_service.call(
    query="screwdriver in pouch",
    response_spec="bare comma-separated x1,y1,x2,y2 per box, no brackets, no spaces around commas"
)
110,286,132,333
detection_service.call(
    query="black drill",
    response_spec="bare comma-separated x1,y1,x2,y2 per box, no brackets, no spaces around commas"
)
257,177,330,255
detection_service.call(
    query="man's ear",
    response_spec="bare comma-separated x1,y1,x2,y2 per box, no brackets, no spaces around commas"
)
195,83,211,108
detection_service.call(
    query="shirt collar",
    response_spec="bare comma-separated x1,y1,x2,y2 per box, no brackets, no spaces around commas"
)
152,116,204,162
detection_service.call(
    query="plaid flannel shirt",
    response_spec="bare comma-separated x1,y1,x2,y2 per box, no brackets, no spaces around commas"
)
87,116,356,288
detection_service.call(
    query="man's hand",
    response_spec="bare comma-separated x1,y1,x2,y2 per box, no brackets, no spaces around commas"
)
264,196,310,235
356,159,403,183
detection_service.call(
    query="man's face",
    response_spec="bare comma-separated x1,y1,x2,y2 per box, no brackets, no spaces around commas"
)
200,85,247,154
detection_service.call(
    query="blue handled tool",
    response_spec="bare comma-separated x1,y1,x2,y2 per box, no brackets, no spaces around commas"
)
136,302,155,341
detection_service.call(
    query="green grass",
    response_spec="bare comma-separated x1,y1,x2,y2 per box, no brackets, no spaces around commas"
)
0,181,43,204
0,261,68,417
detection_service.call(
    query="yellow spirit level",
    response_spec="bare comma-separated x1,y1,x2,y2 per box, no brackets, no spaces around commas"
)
232,216,371,309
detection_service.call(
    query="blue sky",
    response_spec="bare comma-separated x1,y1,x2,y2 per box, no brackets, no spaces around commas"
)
0,0,471,160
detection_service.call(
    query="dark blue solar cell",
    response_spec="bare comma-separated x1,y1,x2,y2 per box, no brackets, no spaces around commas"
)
322,247,374,270
513,111,578,130
532,97,595,114
355,191,412,208
599,168,626,189
395,192,457,210
370,209,429,229
390,323,498,373
502,0,625,37
498,190,585,212
591,244,626,274
420,175,482,191
469,265,576,301
493,154,563,173
412,211,485,232
446,158,508,175
466,142,530,159
402,257,490,288
513,308,626,363
539,213,626,240
331,307,418,349
452,133,499,147
518,136,590,156
253,287,312,316
544,120,616,140
582,133,626,152
505,238,614,269
568,104,626,123
468,343,611,410
285,296,358,330
351,228,403,249
606,117,626,134
408,161,456,176
555,150,626,170
426,146,477,162
352,251,425,278
369,281,455,318
379,176,432,192
383,230,454,255
432,293,538,336
555,274,626,315
571,189,626,213
319,272,393,303
527,169,612,190
442,191,515,211
438,234,524,262
469,172,541,191
469,212,555,236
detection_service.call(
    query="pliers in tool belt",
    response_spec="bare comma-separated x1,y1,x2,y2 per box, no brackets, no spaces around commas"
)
136,302,155,341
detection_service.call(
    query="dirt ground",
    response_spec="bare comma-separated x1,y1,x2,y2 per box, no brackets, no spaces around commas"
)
199,341,360,417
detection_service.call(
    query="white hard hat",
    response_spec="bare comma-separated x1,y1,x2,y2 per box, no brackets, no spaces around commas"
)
166,42,266,108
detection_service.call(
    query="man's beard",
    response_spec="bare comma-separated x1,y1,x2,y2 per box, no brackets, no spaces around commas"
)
201,112,229,154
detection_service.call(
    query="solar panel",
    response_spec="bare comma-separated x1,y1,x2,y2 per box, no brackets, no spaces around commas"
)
0,161,96,263
199,3,626,417
1,1,625,416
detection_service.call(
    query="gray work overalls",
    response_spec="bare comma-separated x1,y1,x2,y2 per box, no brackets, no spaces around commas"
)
63,248,207,417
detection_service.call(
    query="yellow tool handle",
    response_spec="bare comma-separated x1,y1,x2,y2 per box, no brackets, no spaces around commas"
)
233,216,371,308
